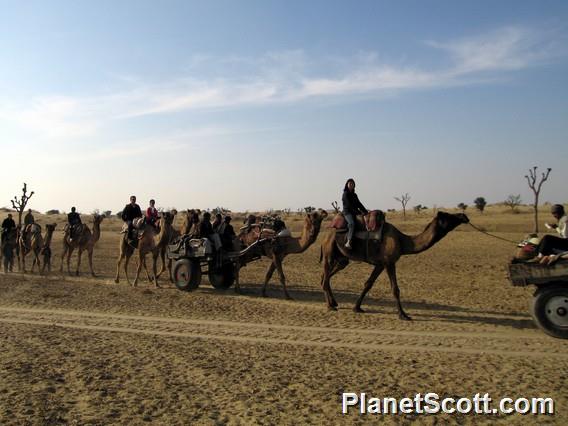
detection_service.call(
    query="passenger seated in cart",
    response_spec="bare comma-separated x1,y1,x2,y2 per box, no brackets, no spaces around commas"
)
537,204,568,265
212,213,223,233
197,212,222,251
221,216,236,250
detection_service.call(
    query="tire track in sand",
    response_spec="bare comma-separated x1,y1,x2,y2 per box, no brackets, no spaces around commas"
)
0,306,566,359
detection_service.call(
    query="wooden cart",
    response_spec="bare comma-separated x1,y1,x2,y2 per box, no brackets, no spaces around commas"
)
508,260,568,339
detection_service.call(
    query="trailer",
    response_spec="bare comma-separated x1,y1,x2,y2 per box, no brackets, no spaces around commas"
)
166,235,268,291
508,260,568,339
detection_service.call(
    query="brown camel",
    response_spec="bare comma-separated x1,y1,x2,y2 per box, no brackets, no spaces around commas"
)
156,210,179,281
60,214,105,276
237,209,328,298
40,223,57,275
320,211,469,318
17,224,45,273
114,212,174,287
1,228,17,273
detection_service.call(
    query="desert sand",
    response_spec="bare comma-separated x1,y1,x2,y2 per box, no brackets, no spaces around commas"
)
0,206,566,424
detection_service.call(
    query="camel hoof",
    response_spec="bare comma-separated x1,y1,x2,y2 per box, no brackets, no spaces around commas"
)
75,271,80,276
353,306,365,313
285,295,294,301
399,313,412,321
331,300,338,308
261,292,268,298
114,278,119,284
327,305,338,312
91,273,97,278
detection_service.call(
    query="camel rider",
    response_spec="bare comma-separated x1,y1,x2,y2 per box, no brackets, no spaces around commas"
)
146,199,159,228
342,178,368,249
67,207,82,242
537,204,568,263
121,195,143,244
1,214,16,244
24,209,35,226
21,209,35,249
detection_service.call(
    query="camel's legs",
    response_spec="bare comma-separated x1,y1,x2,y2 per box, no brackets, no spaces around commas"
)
261,262,277,297
32,250,41,273
152,253,160,288
274,256,292,300
115,253,124,283
124,254,132,284
234,261,241,294
76,248,83,276
88,249,96,277
59,244,69,272
386,264,411,320
156,248,166,279
353,265,384,313
67,247,75,276
133,254,145,287
320,255,349,309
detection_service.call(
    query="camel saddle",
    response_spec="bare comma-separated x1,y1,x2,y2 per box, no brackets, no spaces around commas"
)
330,210,385,240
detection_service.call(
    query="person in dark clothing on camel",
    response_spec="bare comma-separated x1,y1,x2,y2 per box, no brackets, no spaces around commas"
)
342,178,368,249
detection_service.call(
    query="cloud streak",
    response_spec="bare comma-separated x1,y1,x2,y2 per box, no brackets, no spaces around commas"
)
0,25,563,140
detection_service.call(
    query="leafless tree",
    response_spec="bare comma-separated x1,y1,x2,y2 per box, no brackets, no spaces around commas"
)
394,193,411,220
504,194,522,213
10,183,34,227
525,166,551,233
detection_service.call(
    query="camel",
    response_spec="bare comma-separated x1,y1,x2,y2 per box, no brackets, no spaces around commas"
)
114,212,175,287
237,209,328,298
320,211,469,318
40,223,57,275
1,228,17,273
59,214,105,276
17,223,57,273
156,210,179,281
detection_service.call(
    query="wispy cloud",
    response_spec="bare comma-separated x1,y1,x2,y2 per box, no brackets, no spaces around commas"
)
0,25,563,141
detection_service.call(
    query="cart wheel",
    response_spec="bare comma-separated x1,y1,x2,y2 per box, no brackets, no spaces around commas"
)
173,259,201,291
208,263,235,289
530,285,568,339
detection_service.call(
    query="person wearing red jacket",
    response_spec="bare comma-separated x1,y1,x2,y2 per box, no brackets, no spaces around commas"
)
146,199,159,227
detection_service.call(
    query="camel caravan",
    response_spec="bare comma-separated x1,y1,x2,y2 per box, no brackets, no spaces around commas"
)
0,180,479,319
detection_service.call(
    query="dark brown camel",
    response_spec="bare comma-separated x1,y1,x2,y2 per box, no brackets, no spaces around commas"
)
320,211,469,318
238,209,328,298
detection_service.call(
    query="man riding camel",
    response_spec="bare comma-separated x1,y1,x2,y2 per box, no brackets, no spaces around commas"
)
146,199,159,228
121,195,143,246
67,207,82,242
1,214,16,245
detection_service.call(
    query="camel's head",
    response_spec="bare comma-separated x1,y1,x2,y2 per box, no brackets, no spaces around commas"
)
93,214,105,224
305,209,329,239
434,211,469,233
46,223,57,232
161,211,175,226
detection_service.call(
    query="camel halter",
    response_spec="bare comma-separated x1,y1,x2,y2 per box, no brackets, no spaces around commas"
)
467,222,518,245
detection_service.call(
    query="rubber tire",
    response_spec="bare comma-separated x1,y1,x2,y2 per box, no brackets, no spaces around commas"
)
173,259,201,291
208,263,235,289
530,285,568,339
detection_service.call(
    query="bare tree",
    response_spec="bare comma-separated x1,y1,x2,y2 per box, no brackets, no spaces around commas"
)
504,194,522,213
10,183,34,227
525,166,552,233
394,193,411,220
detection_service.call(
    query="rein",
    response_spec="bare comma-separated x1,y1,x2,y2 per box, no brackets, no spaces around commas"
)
467,222,519,245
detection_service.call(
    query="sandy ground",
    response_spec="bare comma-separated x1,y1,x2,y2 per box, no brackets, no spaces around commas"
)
0,208,567,424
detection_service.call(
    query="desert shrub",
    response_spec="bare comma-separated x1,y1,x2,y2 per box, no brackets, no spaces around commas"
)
45,209,60,215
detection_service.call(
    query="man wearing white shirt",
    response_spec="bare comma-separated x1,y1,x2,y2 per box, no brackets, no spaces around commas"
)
538,204,568,263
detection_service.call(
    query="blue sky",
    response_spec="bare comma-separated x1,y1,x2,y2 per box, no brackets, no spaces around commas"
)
1,1,567,213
